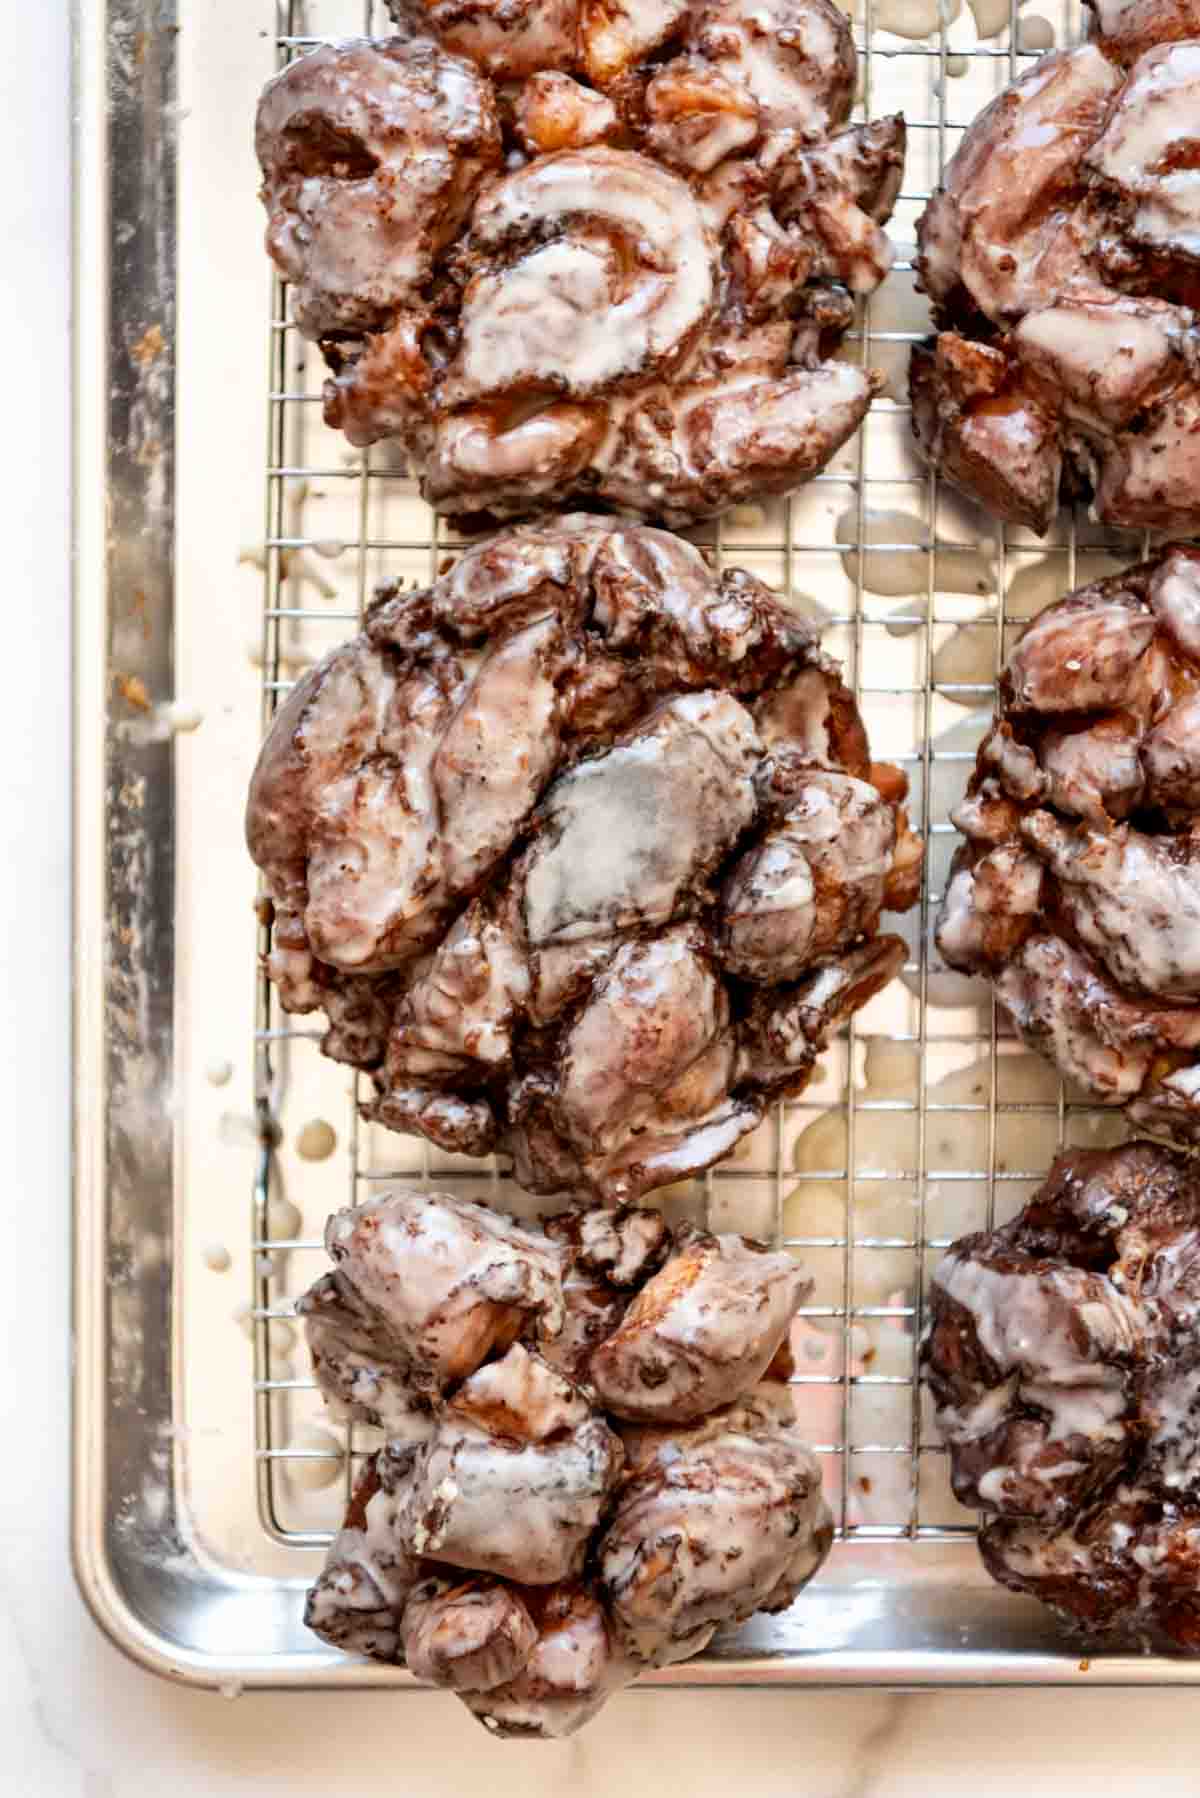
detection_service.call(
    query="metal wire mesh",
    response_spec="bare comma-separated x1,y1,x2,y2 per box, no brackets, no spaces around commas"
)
250,0,1130,1559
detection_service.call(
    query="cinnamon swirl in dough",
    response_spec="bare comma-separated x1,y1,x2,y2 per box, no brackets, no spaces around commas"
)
255,3,902,524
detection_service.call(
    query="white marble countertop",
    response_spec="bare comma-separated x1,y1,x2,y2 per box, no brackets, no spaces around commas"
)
11,10,1200,1792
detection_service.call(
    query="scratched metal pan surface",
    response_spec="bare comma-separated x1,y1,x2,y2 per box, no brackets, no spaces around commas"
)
72,0,1191,1689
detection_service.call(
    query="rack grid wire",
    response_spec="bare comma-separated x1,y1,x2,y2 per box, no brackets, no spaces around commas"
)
249,0,1132,1562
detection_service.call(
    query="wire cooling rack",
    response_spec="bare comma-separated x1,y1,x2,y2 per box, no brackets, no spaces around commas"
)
250,0,1137,1564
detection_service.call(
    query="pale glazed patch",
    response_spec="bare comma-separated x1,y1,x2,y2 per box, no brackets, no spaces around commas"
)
935,554,1200,1135
522,692,760,948
1021,812,1200,1000
926,1142,1200,1646
402,1577,539,1693
1089,42,1200,259
256,37,501,338
686,0,854,136
722,770,895,980
1040,716,1144,823
554,926,733,1158
322,1188,566,1388
995,933,1200,1101
589,1227,810,1422
397,1345,625,1583
599,1419,832,1662
448,151,714,402
933,1251,1138,1447
1006,600,1157,716
1150,546,1200,661
460,1586,633,1738
1142,693,1200,811
1015,296,1183,430
917,46,1121,321
297,1268,441,1436
305,1468,423,1661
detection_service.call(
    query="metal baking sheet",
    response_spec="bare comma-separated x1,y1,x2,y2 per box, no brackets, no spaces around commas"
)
73,0,1193,1688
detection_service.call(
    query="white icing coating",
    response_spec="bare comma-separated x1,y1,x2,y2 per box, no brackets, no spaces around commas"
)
449,150,713,402
460,1586,631,1739
247,609,574,976
580,0,691,83
590,1229,810,1421
1159,1062,1200,1103
935,844,1044,968
413,0,579,78
599,1419,831,1662
398,1345,624,1584
1007,601,1157,715
523,692,759,948
402,1578,538,1693
253,519,917,1205
303,651,453,968
918,45,1121,322
976,1466,1012,1505
1144,1357,1200,1490
298,1269,440,1435
1150,547,1200,663
515,71,619,154
644,60,760,174
724,769,895,980
320,1187,565,1388
721,830,817,980
1022,811,1200,1000
1089,42,1200,260
606,362,874,526
980,725,1047,801
388,900,530,1083
995,933,1200,1101
257,9,894,524
1014,299,1181,430
1095,383,1200,532
1041,716,1144,823
256,38,501,339
306,1466,423,1661
1141,693,1200,811
934,1252,1137,1443
437,613,564,890
578,1208,671,1285
557,926,729,1154
687,0,853,136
